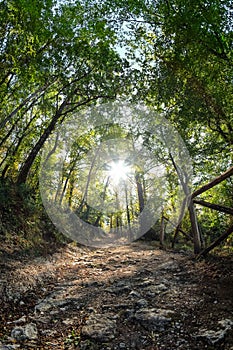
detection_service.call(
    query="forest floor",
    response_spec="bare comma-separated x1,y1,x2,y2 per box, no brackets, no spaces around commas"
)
0,240,232,350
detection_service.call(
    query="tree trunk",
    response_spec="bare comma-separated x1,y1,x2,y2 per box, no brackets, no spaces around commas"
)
168,152,200,253
16,94,103,185
59,156,80,205
135,172,145,213
94,176,110,227
125,183,131,228
77,144,101,214
172,223,181,248
160,215,165,247
188,199,202,254
16,100,68,185
1,112,38,178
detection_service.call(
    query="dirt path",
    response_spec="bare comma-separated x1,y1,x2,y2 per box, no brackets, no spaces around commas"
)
0,242,232,349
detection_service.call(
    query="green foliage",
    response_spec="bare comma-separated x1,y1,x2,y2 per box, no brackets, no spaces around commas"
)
64,329,81,347
0,0,232,253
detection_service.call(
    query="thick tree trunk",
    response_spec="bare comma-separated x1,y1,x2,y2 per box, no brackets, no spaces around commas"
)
16,93,105,185
1,113,39,179
16,100,67,185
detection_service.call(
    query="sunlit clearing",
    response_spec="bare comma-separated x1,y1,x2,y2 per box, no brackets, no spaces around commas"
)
108,160,131,184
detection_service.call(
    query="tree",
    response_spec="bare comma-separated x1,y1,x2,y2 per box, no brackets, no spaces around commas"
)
102,0,232,251
0,0,128,185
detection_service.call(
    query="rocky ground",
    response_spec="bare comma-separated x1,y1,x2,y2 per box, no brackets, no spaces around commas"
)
0,241,232,350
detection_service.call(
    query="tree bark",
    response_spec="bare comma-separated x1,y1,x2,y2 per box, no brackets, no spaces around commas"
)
188,199,202,254
125,183,131,228
16,100,68,185
168,152,200,252
77,144,101,214
160,215,165,247
94,176,110,227
16,95,102,185
135,172,145,213
1,112,38,178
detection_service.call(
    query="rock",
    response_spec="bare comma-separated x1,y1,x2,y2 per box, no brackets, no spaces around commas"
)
79,340,95,350
136,299,148,308
102,304,131,311
197,319,233,345
62,318,75,326
146,283,168,294
129,290,141,298
32,315,51,324
158,261,178,271
11,327,26,342
137,278,154,287
106,285,131,295
41,329,57,337
134,308,173,331
35,296,81,314
197,329,226,345
11,323,38,342
82,313,117,342
218,319,233,329
35,300,54,313
12,316,26,325
24,323,38,340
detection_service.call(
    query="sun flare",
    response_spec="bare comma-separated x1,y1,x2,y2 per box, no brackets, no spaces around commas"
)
108,160,131,184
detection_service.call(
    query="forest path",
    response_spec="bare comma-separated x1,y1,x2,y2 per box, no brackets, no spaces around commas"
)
0,241,232,349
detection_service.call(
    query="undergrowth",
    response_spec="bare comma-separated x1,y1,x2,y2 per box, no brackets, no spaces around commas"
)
0,180,68,258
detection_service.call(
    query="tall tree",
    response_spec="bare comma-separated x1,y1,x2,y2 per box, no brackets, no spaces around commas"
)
0,0,128,184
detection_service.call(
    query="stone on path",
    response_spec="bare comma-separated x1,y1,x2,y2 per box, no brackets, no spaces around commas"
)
196,319,233,345
82,313,117,342
11,323,38,342
134,308,174,331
